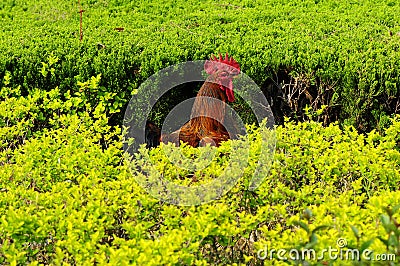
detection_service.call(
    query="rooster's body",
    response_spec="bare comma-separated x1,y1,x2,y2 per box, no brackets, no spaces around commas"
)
145,53,240,148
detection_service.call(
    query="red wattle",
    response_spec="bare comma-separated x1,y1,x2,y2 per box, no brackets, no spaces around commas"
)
220,79,234,102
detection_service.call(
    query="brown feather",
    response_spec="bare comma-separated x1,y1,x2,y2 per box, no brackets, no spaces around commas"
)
157,54,240,148
163,77,230,147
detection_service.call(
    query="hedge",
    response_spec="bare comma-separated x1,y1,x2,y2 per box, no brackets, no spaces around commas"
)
1,0,400,130
1,77,399,264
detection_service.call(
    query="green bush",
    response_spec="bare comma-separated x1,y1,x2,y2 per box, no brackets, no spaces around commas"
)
1,0,400,264
1,76,399,264
1,0,400,130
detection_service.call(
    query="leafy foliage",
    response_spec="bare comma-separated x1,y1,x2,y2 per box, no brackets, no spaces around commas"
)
1,0,400,264
1,74,400,264
1,0,400,130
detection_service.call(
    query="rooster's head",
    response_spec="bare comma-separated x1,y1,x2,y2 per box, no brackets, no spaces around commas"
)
204,53,240,102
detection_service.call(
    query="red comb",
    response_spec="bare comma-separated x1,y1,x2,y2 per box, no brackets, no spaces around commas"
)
204,52,240,75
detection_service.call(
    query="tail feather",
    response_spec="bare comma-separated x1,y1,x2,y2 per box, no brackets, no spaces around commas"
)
145,121,161,148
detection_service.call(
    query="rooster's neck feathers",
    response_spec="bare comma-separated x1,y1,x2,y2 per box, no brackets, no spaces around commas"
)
147,53,240,148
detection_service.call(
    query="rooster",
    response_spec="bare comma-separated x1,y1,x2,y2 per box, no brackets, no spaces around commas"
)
145,53,241,148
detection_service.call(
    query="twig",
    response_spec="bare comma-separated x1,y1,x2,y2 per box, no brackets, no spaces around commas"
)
169,22,198,35
214,3,243,9
78,0,85,42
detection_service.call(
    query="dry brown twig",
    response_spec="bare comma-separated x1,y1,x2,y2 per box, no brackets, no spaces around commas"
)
78,0,85,41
